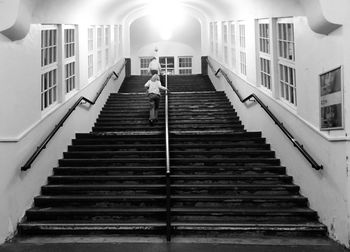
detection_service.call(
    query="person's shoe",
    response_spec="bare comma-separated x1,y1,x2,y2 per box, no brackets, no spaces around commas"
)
149,119,154,126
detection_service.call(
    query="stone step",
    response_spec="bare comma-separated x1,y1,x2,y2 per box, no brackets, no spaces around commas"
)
25,207,166,221
53,166,166,175
18,220,166,235
48,175,166,184
68,143,270,152
41,184,166,195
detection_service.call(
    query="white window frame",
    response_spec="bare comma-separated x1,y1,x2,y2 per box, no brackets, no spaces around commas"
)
258,19,272,91
277,18,297,106
229,21,237,71
96,26,103,73
178,56,193,75
210,22,214,55
140,57,152,75
118,25,123,59
105,26,110,68
238,22,247,77
63,25,77,97
88,26,94,81
214,22,219,58
41,25,59,113
222,22,229,65
114,25,119,63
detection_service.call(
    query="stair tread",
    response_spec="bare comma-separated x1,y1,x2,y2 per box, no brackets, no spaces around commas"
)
19,221,166,226
171,207,316,213
36,195,166,200
172,221,325,226
27,207,166,212
172,195,305,200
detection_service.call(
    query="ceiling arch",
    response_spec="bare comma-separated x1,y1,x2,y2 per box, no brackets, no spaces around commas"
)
0,0,344,41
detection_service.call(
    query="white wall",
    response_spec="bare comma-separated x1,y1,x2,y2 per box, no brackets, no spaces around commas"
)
206,1,350,247
129,15,202,75
0,21,126,243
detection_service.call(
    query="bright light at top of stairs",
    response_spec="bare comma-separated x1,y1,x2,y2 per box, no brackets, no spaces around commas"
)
147,0,185,40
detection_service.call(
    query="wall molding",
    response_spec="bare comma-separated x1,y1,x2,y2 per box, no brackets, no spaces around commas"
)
300,0,342,35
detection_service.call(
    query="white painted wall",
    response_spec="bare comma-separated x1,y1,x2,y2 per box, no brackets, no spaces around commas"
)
207,1,350,247
0,21,126,243
129,15,202,75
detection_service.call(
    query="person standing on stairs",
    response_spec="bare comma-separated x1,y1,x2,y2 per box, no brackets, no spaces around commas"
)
148,56,165,84
148,56,161,75
145,74,169,126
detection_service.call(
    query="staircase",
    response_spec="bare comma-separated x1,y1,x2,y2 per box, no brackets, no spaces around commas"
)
18,74,326,238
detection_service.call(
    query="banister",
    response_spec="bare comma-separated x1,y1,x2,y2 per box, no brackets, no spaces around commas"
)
164,59,171,241
206,58,323,171
21,61,126,171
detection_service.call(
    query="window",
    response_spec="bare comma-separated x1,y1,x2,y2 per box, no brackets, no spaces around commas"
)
159,57,175,75
179,56,192,75
278,22,295,61
114,25,119,62
118,25,123,59
258,20,272,90
63,25,76,94
279,64,296,105
222,22,229,65
214,22,219,57
260,58,271,90
97,26,103,72
64,28,75,58
239,23,247,76
105,26,110,67
140,57,152,75
229,21,236,70
277,19,296,105
88,26,94,79
65,62,76,94
210,23,214,54
259,23,270,54
41,25,58,111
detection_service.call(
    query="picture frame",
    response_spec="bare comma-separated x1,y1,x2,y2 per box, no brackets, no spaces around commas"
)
319,66,344,130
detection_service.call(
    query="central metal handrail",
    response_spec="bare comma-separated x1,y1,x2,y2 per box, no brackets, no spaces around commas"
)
164,59,171,241
206,58,322,170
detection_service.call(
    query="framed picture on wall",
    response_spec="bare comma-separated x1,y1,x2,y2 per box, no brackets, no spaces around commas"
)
319,66,344,130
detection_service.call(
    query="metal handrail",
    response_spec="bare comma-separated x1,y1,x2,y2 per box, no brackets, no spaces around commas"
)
21,61,126,171
206,58,323,170
164,59,171,241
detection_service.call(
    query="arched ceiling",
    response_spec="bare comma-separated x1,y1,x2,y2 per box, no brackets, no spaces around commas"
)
99,0,233,22
0,0,344,40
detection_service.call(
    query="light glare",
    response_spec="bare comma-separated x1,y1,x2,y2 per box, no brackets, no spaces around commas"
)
147,0,184,40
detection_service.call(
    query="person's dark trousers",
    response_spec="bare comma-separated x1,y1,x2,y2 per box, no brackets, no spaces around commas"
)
148,93,160,121
150,70,158,75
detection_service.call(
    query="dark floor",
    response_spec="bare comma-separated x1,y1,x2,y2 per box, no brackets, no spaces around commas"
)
0,236,349,252
0,242,349,252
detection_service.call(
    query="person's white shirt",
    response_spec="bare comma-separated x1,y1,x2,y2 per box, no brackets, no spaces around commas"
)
148,58,161,73
144,79,167,95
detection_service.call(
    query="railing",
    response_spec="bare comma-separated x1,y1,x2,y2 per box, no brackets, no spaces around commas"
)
206,58,323,171
164,59,172,241
21,61,126,171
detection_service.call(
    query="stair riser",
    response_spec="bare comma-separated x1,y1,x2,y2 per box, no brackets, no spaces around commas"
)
18,227,165,236
59,159,166,166
35,199,166,208
26,213,166,221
